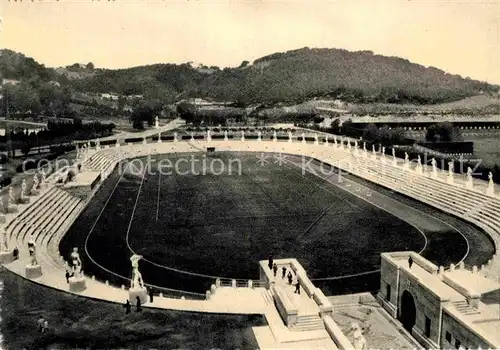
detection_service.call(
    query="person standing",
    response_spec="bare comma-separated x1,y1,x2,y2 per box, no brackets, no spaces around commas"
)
273,263,278,277
268,255,273,270
65,270,70,283
136,296,142,312
149,288,154,303
287,271,293,285
124,300,131,314
408,256,413,269
281,267,287,279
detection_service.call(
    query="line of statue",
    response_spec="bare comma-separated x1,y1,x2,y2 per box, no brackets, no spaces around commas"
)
70,247,83,278
130,254,145,289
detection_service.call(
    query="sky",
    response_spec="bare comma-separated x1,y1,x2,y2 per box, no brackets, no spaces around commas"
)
1,0,499,84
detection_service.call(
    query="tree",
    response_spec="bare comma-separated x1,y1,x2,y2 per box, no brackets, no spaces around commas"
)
363,124,379,141
425,122,461,142
86,62,95,70
239,60,250,68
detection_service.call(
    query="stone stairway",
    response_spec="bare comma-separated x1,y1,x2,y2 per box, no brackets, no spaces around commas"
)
291,314,325,332
451,300,481,316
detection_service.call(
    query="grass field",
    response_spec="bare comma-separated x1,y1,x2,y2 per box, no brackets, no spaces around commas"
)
61,152,425,295
0,269,263,349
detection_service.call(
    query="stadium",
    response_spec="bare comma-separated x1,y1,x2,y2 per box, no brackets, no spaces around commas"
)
1,123,499,349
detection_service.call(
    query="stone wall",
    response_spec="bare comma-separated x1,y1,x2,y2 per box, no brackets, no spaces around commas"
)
441,310,493,349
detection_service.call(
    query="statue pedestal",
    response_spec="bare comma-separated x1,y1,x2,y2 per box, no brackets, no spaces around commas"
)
0,251,14,264
486,185,494,197
7,205,18,214
129,287,148,305
25,264,42,279
31,189,40,196
20,197,30,204
466,180,473,189
69,275,87,292
447,176,454,184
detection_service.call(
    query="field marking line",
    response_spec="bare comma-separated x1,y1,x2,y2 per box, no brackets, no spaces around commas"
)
125,159,150,249
156,168,161,223
284,155,472,266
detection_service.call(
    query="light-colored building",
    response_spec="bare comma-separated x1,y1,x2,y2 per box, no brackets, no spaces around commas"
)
378,251,500,349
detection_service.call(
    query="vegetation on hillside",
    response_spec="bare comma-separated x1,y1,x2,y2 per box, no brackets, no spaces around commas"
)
1,48,499,126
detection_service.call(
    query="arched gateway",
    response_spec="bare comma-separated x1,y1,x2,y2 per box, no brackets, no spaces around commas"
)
399,290,416,332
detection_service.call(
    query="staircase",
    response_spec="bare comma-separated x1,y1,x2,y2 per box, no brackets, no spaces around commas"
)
451,300,481,316
262,289,274,306
291,314,325,332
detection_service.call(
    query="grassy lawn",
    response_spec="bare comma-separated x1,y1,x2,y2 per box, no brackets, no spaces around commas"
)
61,152,425,295
0,269,264,349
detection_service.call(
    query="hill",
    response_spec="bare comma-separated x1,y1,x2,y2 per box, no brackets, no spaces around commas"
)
1,48,499,121
71,47,499,105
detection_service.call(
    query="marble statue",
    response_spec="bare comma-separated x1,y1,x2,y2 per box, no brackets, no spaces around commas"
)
207,129,211,141
372,144,376,153
70,247,83,277
301,132,306,143
288,131,293,141
258,130,262,140
354,140,358,149
314,133,319,143
241,130,245,141
21,179,27,198
392,148,395,158
404,152,409,163
273,130,277,140
333,135,337,144
467,167,473,180
448,161,454,176
8,187,15,206
154,115,159,128
363,142,367,152
431,158,437,169
130,254,144,289
488,171,493,183
29,245,38,266
224,130,228,141
417,155,422,166
382,146,386,155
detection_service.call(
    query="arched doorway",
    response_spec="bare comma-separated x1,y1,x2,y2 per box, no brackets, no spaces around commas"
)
399,290,416,332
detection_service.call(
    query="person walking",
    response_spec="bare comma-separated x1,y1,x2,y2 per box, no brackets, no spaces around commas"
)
294,280,301,295
268,255,273,270
273,263,278,277
287,271,293,285
408,256,413,269
124,300,131,314
65,270,70,283
149,288,154,303
12,247,19,260
281,267,287,279
136,296,142,312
